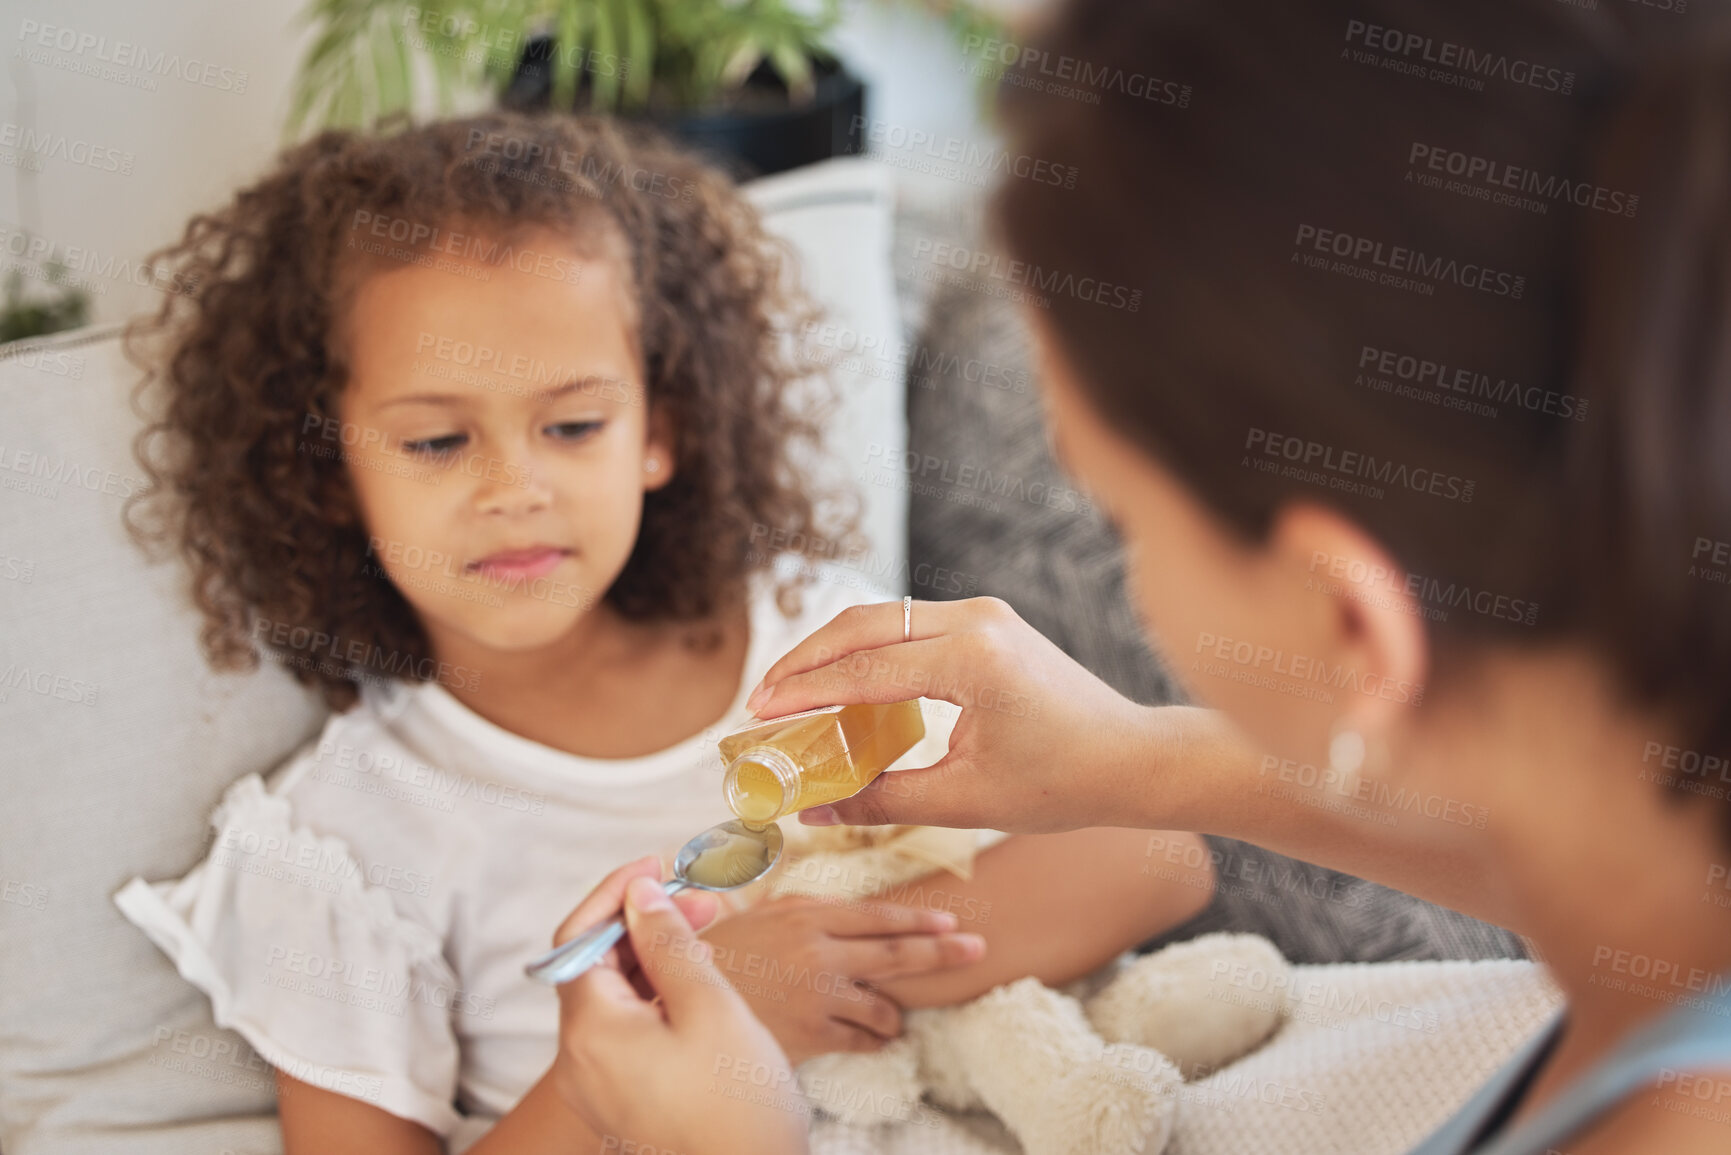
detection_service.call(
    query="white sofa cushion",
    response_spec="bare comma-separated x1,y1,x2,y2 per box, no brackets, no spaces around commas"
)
0,323,327,1155
746,156,908,590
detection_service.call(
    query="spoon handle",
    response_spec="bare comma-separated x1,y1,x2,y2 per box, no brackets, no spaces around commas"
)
524,879,693,985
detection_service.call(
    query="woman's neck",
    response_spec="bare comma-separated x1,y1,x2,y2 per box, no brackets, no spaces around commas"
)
1439,650,1731,1126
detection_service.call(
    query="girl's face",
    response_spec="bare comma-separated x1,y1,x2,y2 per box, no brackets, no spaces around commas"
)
335,227,673,655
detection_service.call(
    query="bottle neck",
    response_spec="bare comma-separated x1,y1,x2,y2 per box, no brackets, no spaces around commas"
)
725,744,803,823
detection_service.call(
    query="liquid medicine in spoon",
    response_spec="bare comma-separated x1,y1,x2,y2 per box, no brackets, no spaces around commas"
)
683,827,773,888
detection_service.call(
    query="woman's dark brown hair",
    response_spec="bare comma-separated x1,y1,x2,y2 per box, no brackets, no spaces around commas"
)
994,1,1731,828
127,110,862,711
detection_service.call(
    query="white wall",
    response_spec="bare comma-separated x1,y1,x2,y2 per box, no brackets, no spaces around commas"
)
3,0,310,325
1,0,1036,328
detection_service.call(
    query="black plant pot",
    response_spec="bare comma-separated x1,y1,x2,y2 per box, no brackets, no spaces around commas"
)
503,38,866,180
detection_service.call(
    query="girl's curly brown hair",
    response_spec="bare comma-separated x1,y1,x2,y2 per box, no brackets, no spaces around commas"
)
126,110,864,712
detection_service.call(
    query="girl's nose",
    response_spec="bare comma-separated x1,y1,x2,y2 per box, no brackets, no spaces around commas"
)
473,452,553,516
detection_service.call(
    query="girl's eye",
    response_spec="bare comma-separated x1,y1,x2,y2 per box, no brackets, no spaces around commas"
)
401,434,467,457
547,420,604,442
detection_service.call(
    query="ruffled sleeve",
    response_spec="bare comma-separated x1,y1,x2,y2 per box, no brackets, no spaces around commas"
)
114,774,462,1136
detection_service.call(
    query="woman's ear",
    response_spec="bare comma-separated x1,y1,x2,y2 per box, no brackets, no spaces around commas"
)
643,403,676,492
1268,502,1431,741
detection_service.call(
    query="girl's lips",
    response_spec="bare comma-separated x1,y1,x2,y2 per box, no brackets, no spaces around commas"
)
468,547,570,581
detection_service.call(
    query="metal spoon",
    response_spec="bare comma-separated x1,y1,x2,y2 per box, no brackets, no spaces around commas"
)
524,819,785,986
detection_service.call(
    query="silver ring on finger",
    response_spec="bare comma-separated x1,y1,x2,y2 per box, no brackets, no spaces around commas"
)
902,595,912,643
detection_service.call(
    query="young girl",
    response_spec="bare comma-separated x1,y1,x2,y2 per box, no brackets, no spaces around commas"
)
113,111,1215,1153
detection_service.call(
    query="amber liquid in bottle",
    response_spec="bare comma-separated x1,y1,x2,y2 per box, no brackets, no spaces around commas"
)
720,700,926,829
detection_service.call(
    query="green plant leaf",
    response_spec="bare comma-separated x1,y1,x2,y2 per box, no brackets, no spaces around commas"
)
476,0,528,86
427,8,468,113
589,0,621,110
284,0,896,135
552,0,585,110
619,0,652,106
285,0,368,140
370,8,408,117
685,17,732,108
394,11,417,113
331,53,365,129
719,36,762,91
769,35,812,103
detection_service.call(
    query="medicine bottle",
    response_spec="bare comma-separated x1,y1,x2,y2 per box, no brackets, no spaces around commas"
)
720,700,926,829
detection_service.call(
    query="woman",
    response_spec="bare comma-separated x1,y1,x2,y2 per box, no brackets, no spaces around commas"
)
546,0,1731,1151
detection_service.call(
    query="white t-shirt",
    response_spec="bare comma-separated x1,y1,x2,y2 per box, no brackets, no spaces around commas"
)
114,565,963,1139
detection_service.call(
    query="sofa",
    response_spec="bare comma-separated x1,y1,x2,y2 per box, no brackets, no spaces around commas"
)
0,158,1521,1155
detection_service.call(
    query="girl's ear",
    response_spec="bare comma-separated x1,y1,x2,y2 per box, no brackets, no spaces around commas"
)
643,402,676,492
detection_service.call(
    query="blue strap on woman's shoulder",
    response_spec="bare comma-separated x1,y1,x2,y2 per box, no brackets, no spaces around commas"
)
1410,972,1731,1155
1405,1009,1564,1155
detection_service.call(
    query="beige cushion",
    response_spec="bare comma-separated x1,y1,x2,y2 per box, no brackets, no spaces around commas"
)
0,323,327,1155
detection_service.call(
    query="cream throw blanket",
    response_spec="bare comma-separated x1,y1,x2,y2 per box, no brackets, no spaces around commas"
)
748,824,1563,1155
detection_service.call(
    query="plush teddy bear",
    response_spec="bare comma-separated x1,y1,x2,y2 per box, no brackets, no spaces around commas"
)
747,822,1292,1155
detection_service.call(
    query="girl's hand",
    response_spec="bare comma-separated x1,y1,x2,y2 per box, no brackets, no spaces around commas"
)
698,895,986,1065
550,857,809,1155
744,596,1178,833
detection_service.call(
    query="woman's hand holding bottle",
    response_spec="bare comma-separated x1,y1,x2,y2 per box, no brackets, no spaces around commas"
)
744,596,1232,835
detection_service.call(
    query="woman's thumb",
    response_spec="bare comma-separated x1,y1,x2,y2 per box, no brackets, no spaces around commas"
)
622,875,729,1019
814,761,960,828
